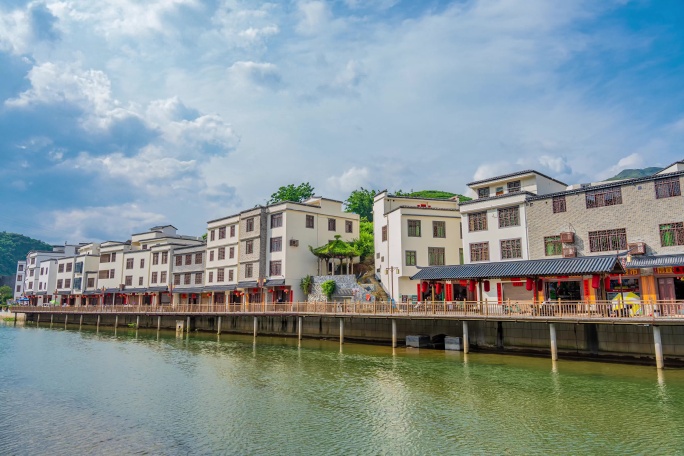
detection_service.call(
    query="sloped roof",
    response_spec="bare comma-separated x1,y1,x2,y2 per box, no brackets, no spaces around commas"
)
411,256,624,280
624,254,684,268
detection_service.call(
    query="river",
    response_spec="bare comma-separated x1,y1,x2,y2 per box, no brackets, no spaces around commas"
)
1,322,683,455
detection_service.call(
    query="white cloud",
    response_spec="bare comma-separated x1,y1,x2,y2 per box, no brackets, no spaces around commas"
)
599,152,645,180
538,155,571,174
227,61,282,88
472,163,514,182
296,1,331,35
327,167,371,193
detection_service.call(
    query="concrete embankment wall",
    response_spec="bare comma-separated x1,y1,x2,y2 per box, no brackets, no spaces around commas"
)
20,313,684,362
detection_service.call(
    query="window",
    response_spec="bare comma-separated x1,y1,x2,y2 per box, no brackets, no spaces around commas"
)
495,187,504,196
185,254,192,265
195,253,202,264
153,253,159,265
655,177,681,199
405,251,416,266
246,240,254,255
16,285,20,293
99,270,109,280
87,278,95,288
229,246,235,259
478,188,490,198
160,271,167,283
210,250,215,262
246,217,255,232
161,252,168,264
660,222,684,246
271,237,282,252
306,215,314,229
184,273,191,285
271,213,283,228
208,272,213,283
345,221,353,233
151,272,158,284
428,247,445,266
139,277,143,286
174,274,181,285
507,180,521,193
125,276,132,286
468,212,487,231
408,220,421,237
195,273,203,284
110,269,115,278
31,258,35,265
217,268,225,282
142,245,148,250
218,247,226,260
228,270,234,282
382,226,388,242
245,263,253,278
75,262,83,273
500,239,522,259
215,293,225,304
552,196,566,213
544,236,562,256
470,242,489,262
498,207,520,228
433,221,446,238
230,225,236,237
57,279,63,288
58,264,64,273
19,265,23,271
218,227,226,239
126,258,134,269
67,263,74,273
111,253,116,262
588,228,627,252
64,279,71,288
586,187,622,209
210,230,215,241
270,260,282,276
100,253,110,263
140,259,145,268
328,218,336,231
175,255,182,266
459,248,464,265
28,281,33,289
73,278,81,289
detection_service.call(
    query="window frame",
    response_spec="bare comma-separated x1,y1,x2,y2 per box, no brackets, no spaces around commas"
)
432,221,446,238
428,247,445,266
407,220,421,237
498,206,520,228
405,250,417,266
544,235,562,256
469,242,490,262
468,211,488,232
585,187,623,209
500,238,522,259
588,228,627,252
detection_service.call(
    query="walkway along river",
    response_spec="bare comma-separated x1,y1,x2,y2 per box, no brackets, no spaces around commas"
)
11,299,684,368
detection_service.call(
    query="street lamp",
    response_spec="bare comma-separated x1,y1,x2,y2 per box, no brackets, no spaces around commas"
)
385,266,400,305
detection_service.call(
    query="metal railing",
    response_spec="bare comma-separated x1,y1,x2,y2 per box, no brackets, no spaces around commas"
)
9,299,684,322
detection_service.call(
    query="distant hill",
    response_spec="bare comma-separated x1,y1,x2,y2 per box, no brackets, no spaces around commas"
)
0,232,53,276
607,167,662,181
396,190,472,202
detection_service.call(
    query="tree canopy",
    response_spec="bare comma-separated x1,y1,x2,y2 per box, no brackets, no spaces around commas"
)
268,182,315,204
394,189,471,202
309,235,360,260
344,187,376,221
0,232,53,276
351,220,374,261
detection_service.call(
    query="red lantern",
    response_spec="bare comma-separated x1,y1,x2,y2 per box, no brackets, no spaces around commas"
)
459,280,467,287
421,282,428,293
537,279,543,292
468,280,476,292
416,283,421,302
591,274,600,289
604,277,611,291
525,278,534,291
483,280,490,292
435,283,442,295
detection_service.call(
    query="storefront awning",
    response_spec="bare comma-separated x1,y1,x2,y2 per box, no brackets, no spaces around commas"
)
237,281,258,288
411,256,625,281
203,285,236,291
623,254,684,269
264,279,286,286
174,287,205,294
121,288,146,293
56,291,71,295
148,287,170,292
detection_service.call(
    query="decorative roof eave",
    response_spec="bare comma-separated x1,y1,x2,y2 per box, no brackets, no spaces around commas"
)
623,254,684,269
410,256,625,281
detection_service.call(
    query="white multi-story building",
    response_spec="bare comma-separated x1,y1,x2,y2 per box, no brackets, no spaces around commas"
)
373,192,462,302
13,261,26,300
23,245,79,305
205,214,240,303
172,244,207,304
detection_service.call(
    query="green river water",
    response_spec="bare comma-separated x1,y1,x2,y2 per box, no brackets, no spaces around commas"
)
1,322,683,455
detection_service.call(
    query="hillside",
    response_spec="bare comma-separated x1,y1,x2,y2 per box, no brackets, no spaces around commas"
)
397,190,472,202
0,232,53,276
607,167,661,181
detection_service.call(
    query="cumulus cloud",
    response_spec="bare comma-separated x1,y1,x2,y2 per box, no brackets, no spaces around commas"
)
538,155,572,174
327,167,371,193
227,61,282,88
296,1,330,35
599,153,645,180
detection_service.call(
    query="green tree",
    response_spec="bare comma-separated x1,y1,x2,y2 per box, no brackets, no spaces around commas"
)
344,188,376,222
352,220,374,261
0,285,12,306
321,280,336,301
0,232,53,276
268,182,315,204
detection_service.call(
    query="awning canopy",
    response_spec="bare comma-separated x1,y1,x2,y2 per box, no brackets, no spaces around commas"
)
56,291,71,295
264,279,286,287
148,286,170,292
204,285,237,291
411,256,625,281
237,281,258,288
174,287,205,294
624,254,684,269
121,288,146,293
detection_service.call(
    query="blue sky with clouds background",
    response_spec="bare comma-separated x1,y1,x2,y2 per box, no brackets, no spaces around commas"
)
0,0,683,243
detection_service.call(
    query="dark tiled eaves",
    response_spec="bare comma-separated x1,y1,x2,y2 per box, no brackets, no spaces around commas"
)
385,206,461,216
624,254,684,268
459,191,535,207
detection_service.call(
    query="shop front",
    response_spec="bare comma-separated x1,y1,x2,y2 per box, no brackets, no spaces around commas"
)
654,266,684,301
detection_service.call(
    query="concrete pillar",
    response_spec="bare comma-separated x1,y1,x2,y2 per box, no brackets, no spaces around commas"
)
253,316,258,338
187,316,191,333
97,314,100,329
157,315,161,332
339,318,344,345
654,326,664,369
50,314,54,324
136,315,140,329
37,314,40,324
114,315,119,328
79,315,83,327
298,316,303,340
550,323,558,361
462,321,470,354
391,319,397,348
217,316,222,335
64,314,68,328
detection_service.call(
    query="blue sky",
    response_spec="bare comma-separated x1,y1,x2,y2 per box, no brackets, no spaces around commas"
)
1,0,683,243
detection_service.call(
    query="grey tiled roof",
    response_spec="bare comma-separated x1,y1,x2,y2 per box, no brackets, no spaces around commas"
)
467,169,568,187
623,254,684,268
410,256,624,280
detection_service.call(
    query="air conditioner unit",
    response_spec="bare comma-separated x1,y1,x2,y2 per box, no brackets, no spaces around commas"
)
560,232,575,244
289,239,299,247
628,242,646,255
562,247,576,258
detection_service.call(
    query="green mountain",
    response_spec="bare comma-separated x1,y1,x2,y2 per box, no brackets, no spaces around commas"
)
607,167,661,181
396,190,472,202
0,232,53,276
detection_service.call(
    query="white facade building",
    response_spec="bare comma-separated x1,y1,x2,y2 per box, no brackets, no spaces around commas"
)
13,261,26,300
